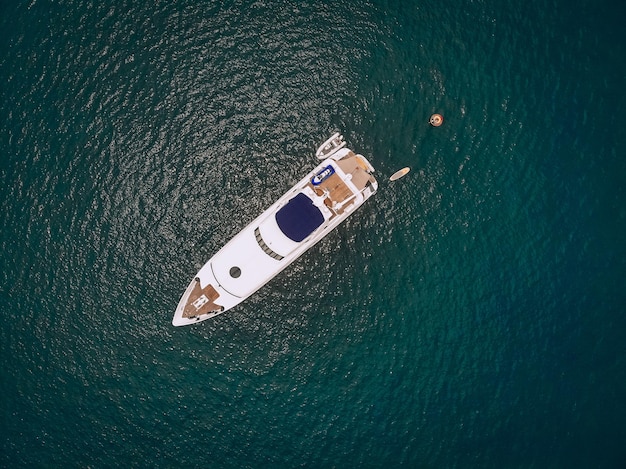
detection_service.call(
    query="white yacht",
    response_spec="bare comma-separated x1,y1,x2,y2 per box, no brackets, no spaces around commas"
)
172,134,378,326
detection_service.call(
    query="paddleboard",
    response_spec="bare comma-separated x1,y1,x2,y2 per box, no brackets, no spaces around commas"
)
389,167,410,181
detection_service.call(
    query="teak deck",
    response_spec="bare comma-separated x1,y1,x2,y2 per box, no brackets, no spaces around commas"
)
183,279,223,318
310,156,375,215
310,172,353,213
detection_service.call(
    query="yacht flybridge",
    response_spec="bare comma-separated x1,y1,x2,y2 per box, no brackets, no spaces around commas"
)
172,134,378,326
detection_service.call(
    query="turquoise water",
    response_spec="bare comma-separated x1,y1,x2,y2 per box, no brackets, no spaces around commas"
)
2,0,625,466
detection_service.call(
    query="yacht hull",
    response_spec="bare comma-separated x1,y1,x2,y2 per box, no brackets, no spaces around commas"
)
173,140,377,326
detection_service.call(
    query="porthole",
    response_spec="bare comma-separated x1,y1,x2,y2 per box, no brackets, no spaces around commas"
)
229,266,241,278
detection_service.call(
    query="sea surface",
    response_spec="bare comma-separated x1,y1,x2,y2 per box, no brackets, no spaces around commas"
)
2,0,625,467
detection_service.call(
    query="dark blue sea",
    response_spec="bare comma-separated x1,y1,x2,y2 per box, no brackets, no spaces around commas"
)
2,0,625,467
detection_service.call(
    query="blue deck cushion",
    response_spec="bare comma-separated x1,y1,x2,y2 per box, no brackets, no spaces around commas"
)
275,193,324,242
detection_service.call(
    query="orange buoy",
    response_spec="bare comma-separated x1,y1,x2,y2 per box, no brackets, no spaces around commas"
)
429,114,444,127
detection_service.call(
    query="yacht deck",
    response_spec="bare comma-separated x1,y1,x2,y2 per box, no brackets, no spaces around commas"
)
182,279,223,318
309,154,375,216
